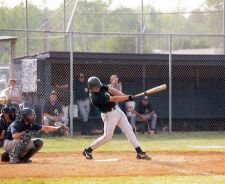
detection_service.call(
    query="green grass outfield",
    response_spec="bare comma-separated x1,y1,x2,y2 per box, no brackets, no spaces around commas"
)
1,132,225,184
31,131,225,152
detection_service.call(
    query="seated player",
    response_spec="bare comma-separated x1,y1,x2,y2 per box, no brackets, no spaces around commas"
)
42,91,69,136
3,107,67,164
130,96,157,135
0,106,16,162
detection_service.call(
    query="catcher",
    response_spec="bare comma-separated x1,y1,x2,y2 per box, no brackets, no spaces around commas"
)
2,107,68,164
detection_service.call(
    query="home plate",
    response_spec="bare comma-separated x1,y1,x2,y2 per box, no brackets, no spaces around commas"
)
94,158,119,162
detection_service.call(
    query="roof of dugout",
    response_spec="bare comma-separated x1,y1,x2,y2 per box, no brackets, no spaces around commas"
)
12,51,225,66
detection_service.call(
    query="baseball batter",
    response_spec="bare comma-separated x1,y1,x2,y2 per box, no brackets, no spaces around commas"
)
83,76,150,160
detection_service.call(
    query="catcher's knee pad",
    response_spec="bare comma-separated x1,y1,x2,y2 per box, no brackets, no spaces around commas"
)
10,134,32,159
33,139,43,151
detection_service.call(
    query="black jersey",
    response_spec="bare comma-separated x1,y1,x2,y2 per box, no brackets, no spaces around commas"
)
136,102,154,114
90,86,116,113
0,115,9,136
5,120,42,140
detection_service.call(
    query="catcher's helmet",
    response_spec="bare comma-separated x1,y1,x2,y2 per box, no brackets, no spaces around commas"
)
87,76,103,89
20,108,36,124
20,108,35,116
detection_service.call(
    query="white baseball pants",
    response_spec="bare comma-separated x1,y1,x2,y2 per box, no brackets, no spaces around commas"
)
90,107,140,150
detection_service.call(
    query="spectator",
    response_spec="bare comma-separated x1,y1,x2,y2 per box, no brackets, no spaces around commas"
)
60,99,69,127
55,83,70,106
42,91,69,136
108,75,124,134
108,75,122,92
130,96,157,135
0,80,7,111
0,106,16,147
0,80,6,94
73,73,90,135
1,79,21,109
109,75,124,109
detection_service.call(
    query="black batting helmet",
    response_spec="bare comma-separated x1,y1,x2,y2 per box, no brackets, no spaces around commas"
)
87,76,103,89
1,106,16,114
1,106,17,121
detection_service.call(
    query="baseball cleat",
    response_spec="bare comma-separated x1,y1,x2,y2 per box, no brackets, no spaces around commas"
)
83,149,93,160
9,159,20,164
20,159,32,164
136,152,151,160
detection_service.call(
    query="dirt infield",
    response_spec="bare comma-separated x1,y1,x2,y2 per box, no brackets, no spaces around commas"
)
1,151,225,178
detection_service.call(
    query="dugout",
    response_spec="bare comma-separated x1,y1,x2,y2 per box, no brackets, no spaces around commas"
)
11,52,225,131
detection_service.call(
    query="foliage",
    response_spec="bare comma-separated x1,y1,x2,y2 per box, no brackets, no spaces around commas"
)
0,0,223,64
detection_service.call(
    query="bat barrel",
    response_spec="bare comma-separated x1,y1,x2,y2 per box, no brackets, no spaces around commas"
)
134,84,167,98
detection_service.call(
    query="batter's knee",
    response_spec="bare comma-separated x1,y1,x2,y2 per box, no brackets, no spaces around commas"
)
33,139,43,151
102,133,113,143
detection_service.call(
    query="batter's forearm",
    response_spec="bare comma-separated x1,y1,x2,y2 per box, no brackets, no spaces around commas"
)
108,87,126,96
109,95,129,102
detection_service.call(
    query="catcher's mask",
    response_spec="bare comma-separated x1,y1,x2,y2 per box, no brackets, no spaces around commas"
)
1,106,16,121
20,108,36,125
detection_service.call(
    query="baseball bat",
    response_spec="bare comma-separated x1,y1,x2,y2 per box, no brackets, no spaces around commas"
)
134,84,167,98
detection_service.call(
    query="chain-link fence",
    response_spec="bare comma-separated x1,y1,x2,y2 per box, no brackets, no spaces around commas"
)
0,29,225,136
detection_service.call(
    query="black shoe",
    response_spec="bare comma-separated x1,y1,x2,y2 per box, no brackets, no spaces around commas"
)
20,159,32,164
136,152,151,160
9,158,20,164
83,149,93,160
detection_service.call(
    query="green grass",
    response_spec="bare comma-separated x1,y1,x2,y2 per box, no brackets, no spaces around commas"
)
13,132,225,153
1,132,225,153
2,176,225,184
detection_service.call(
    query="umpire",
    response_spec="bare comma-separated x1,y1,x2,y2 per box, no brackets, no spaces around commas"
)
0,106,16,162
0,106,16,147
3,107,65,164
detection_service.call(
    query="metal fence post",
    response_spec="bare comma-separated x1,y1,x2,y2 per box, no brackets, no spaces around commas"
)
142,64,146,91
69,31,74,136
169,34,172,133
25,0,29,55
224,0,225,54
63,0,67,51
